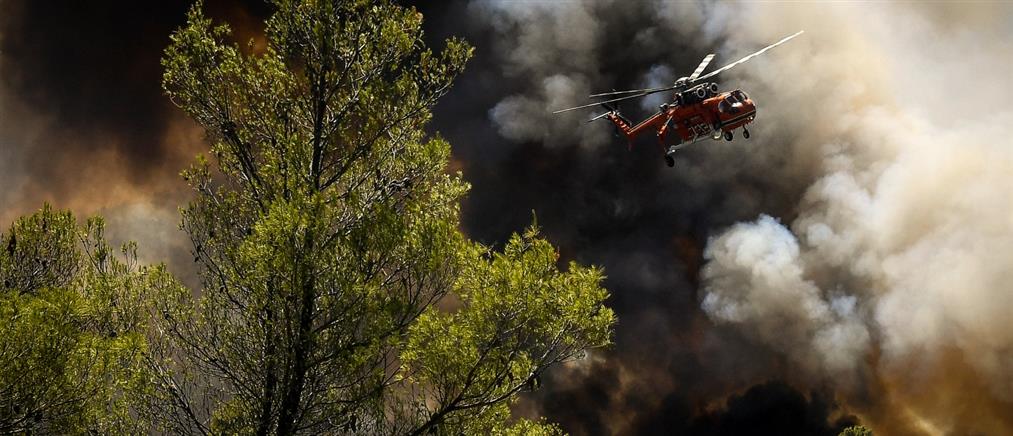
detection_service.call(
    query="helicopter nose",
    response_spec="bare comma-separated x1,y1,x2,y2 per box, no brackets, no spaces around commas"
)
743,99,756,112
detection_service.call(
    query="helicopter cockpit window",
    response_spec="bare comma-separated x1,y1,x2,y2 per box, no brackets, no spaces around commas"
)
719,96,740,114
731,90,749,101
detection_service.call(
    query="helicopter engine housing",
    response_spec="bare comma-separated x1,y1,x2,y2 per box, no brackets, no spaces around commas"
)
695,85,708,99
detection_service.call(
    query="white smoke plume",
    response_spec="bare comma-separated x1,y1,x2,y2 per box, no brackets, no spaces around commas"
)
696,2,1013,434
5,0,1012,433
471,0,1013,433
702,214,871,379
473,0,612,148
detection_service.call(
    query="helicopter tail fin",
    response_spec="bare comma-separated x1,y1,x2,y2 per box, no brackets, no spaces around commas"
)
599,102,633,126
594,103,636,149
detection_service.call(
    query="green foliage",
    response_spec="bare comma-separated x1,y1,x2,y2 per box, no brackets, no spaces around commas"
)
0,1,615,434
839,425,873,436
400,228,613,433
501,419,566,436
0,205,159,434
151,0,615,434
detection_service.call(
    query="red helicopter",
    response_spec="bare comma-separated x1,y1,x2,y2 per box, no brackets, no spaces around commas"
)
554,31,803,167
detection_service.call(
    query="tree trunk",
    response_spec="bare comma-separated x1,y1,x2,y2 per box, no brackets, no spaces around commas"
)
276,238,316,435
256,284,278,436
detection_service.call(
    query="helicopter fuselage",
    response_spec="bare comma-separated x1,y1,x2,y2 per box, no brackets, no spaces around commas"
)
605,87,756,152
554,31,803,167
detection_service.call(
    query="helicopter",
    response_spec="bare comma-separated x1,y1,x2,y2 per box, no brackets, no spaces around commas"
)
554,31,804,167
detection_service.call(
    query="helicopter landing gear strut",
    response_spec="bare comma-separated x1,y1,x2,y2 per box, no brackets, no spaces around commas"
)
743,128,750,139
664,145,677,167
723,130,733,141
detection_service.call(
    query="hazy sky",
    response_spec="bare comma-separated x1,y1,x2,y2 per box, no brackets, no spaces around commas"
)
3,1,1012,434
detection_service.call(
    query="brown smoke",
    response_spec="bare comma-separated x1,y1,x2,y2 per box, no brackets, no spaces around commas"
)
5,1,1012,434
464,0,1013,434
0,1,270,285
695,3,1013,434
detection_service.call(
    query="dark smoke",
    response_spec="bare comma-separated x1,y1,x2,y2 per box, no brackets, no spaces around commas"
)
0,0,270,286
7,1,1008,434
1,0,845,433
410,1,846,434
424,1,1013,435
636,381,858,436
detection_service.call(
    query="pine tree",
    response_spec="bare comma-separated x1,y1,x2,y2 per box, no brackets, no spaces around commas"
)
150,1,614,433
0,206,165,433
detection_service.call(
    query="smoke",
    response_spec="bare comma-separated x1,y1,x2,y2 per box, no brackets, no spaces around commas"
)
694,3,1013,434
5,0,1013,434
438,1,837,434
0,0,270,286
458,0,1013,434
702,215,871,379
474,0,611,148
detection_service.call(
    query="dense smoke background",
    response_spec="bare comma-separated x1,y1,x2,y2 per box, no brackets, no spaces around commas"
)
3,1,1013,434
428,2,1013,434
0,0,271,283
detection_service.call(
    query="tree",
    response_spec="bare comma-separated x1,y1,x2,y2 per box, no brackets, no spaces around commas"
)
0,205,165,434
150,1,615,434
839,425,872,436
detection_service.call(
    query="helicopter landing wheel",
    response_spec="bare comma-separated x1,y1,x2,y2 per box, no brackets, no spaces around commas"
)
665,155,675,167
742,128,750,139
723,130,733,141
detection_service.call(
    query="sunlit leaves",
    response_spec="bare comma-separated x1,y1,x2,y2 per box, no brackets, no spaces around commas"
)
401,227,615,433
0,206,162,434
156,1,613,434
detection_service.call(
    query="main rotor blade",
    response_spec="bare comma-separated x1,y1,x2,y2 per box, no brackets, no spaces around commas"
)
591,53,715,98
553,86,675,114
688,53,715,81
589,85,672,98
694,30,803,83
587,111,613,123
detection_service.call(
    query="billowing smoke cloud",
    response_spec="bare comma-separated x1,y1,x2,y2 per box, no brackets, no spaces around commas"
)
438,1,839,434
695,3,1013,434
457,0,1013,434
702,215,871,379
475,1,611,148
6,0,1013,434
